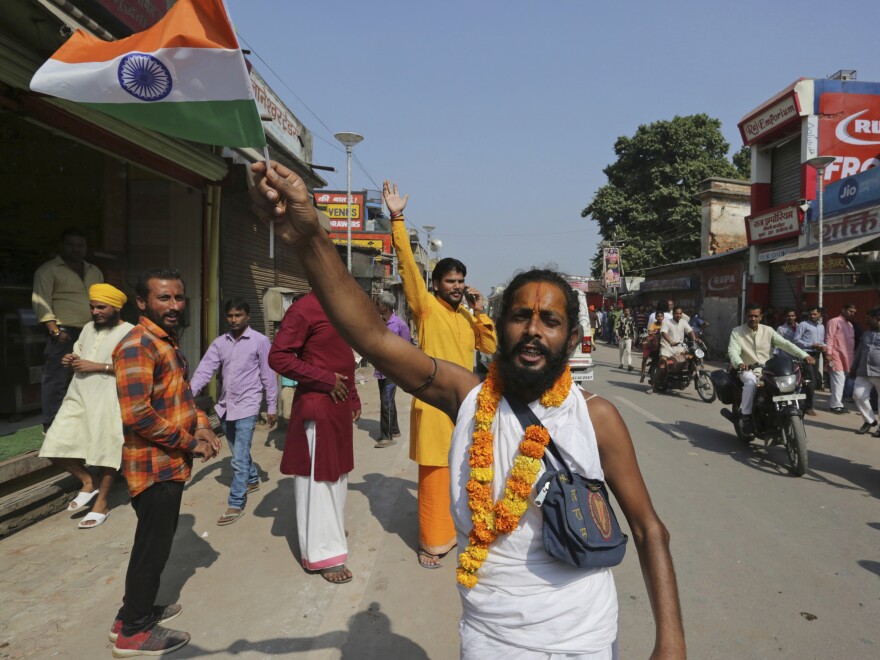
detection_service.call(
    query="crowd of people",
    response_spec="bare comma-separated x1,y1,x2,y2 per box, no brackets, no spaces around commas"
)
590,296,880,435
27,177,878,658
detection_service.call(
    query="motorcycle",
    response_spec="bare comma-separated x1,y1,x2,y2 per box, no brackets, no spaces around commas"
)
647,336,716,402
712,353,810,476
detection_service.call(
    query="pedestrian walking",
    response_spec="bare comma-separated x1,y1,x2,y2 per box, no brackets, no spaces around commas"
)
615,306,635,371
851,306,880,436
373,291,411,448
827,304,856,414
190,298,278,526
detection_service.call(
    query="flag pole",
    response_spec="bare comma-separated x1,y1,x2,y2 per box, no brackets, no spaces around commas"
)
264,145,275,259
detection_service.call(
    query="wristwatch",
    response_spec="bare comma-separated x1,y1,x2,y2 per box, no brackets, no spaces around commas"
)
50,329,61,337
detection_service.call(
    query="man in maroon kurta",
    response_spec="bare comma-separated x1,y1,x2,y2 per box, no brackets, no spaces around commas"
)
268,291,361,583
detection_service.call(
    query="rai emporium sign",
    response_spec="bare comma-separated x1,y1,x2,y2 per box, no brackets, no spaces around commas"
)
739,91,801,146
745,204,801,245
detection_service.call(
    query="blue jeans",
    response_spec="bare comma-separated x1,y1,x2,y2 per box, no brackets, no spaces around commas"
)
223,415,259,509
377,378,400,439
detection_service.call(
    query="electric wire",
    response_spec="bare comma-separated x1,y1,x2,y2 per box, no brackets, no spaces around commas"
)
235,31,380,190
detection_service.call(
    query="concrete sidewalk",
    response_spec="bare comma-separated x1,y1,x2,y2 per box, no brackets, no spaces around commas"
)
0,382,461,659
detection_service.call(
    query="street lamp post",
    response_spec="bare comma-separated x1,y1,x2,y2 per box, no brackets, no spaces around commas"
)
334,132,364,272
806,156,835,310
422,225,436,288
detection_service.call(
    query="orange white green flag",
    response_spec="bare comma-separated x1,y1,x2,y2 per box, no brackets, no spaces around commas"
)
29,0,266,148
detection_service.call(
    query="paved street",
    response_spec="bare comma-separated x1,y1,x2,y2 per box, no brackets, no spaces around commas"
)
1,351,879,659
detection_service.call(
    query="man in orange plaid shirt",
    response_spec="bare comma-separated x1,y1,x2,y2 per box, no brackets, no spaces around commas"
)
110,268,221,658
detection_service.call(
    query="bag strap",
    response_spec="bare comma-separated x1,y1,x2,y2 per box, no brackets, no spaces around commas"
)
504,396,565,467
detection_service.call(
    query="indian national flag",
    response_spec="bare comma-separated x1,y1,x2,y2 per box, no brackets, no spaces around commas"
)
30,0,266,148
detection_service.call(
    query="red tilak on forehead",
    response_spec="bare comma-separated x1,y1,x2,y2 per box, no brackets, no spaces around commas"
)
532,283,543,313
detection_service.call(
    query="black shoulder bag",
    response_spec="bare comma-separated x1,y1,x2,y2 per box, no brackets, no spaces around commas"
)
506,396,628,569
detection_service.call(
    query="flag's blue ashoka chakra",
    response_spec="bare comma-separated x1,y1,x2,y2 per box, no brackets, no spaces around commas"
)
117,53,172,101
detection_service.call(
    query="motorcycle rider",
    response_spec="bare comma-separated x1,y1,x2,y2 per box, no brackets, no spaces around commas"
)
640,310,665,384
728,303,816,435
653,307,696,393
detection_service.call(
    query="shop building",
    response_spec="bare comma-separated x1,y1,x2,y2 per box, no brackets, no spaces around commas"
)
738,73,880,316
0,0,325,415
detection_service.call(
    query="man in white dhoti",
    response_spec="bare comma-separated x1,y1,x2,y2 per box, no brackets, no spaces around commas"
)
39,283,133,528
250,161,686,657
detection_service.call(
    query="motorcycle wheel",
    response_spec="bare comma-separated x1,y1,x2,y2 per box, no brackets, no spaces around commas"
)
783,416,808,476
695,369,717,403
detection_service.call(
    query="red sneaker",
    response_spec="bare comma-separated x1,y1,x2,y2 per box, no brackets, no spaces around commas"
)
112,624,189,658
109,604,182,642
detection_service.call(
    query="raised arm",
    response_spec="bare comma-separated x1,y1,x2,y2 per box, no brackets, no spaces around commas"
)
385,180,431,323
250,162,479,420
589,395,686,658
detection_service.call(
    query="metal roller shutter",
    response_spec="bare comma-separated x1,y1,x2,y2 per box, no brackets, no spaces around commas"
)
770,139,801,207
220,196,275,337
770,264,798,312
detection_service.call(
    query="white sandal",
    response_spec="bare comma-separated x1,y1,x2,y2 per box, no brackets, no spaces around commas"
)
67,490,99,511
78,511,109,529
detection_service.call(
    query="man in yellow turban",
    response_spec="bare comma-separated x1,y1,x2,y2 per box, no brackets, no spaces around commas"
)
39,283,134,528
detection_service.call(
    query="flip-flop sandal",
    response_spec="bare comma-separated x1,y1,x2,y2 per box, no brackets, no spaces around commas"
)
67,490,99,511
217,510,244,526
246,482,260,494
418,548,443,569
319,565,352,584
78,511,109,529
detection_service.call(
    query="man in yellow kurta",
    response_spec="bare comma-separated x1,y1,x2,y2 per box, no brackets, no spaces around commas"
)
384,181,497,568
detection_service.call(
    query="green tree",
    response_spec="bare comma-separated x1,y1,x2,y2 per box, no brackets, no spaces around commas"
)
732,144,751,180
582,114,741,277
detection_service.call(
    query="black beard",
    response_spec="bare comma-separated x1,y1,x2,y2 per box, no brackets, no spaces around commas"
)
496,337,569,401
93,310,119,328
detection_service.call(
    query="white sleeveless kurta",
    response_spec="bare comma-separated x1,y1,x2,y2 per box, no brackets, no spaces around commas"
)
449,383,618,654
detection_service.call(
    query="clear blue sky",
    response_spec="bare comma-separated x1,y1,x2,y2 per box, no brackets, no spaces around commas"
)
227,0,879,293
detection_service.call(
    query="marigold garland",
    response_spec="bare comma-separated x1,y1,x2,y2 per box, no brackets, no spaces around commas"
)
456,362,571,588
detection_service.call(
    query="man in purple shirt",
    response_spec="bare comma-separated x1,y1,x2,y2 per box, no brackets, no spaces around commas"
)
374,292,412,448
191,298,278,525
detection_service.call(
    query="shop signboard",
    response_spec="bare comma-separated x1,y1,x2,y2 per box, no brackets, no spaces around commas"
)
821,167,880,216
315,192,364,231
603,248,621,288
250,69,310,163
806,206,880,246
91,0,171,32
758,247,795,262
329,233,391,254
640,278,693,292
739,91,801,146
816,92,880,184
780,254,851,275
745,204,801,244
702,262,742,297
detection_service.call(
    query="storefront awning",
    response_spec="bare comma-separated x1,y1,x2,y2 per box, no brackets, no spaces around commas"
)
771,234,880,275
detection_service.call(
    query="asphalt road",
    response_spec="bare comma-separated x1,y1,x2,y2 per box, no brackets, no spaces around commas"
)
1,352,878,659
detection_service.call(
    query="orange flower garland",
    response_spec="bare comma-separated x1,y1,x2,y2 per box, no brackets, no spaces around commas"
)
456,362,572,588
